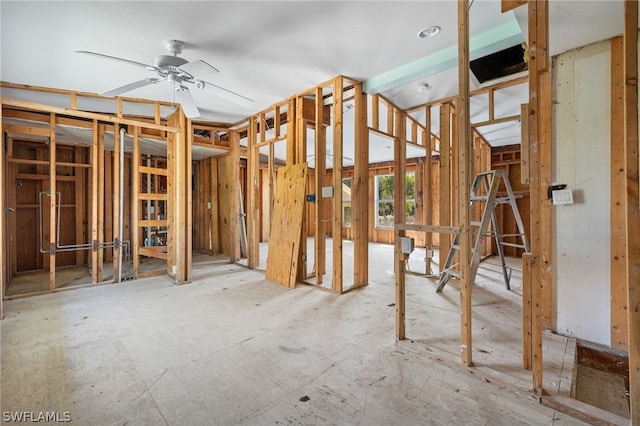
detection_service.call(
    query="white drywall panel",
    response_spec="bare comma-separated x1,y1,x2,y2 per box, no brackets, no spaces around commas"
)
553,41,611,346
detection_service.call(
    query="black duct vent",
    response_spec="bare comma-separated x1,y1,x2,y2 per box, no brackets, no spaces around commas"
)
470,43,528,84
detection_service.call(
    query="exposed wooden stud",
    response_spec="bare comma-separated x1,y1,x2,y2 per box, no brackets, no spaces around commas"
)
96,125,105,282
372,94,380,130
395,227,407,340
458,0,473,367
286,98,297,164
295,96,307,281
48,113,56,291
502,0,527,13
394,109,407,231
185,118,193,283
353,83,369,287
439,104,452,272
230,131,241,263
488,89,495,122
527,0,549,395
520,104,530,184
424,118,433,274
74,146,84,267
332,77,344,293
471,114,520,128
247,116,260,268
211,158,220,254
522,252,533,370
610,36,629,350
131,127,140,278
112,125,121,282
314,87,327,284
0,105,5,318
623,1,640,422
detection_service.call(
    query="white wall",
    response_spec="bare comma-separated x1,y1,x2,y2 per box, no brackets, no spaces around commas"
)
553,40,611,346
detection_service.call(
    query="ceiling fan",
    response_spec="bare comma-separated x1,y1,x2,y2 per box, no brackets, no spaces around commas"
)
77,39,253,118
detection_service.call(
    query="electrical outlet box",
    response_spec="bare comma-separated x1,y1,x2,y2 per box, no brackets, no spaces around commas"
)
426,249,434,259
552,189,574,205
401,237,415,254
321,186,334,198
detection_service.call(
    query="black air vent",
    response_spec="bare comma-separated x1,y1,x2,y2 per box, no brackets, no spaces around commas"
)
470,43,528,84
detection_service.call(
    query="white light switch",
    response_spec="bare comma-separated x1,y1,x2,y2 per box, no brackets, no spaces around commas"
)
552,189,574,205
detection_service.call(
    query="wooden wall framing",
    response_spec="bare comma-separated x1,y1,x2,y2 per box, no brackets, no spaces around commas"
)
1,83,193,294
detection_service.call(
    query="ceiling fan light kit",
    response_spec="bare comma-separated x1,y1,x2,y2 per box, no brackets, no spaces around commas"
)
77,39,253,118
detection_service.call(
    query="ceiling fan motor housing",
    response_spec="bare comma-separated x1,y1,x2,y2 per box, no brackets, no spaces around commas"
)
155,55,188,69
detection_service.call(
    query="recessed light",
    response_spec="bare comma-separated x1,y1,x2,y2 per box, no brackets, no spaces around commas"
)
417,26,441,38
418,83,431,92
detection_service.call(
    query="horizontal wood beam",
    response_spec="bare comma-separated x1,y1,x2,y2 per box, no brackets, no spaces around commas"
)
1,98,179,133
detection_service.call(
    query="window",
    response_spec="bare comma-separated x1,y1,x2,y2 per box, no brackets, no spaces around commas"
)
342,177,352,226
375,173,416,228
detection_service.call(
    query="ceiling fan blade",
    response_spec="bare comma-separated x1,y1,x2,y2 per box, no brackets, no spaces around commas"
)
76,50,157,71
175,87,200,118
178,60,219,77
100,78,160,97
200,80,254,108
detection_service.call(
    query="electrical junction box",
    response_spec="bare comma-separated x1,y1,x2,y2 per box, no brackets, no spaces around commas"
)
306,194,316,203
401,237,415,254
321,186,334,198
552,189,574,205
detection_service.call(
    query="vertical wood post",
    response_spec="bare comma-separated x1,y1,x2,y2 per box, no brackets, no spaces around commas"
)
247,117,260,268
353,83,369,287
424,109,433,274
0,106,5,317
439,104,451,272
48,113,57,291
458,0,473,367
623,1,640,422
131,127,140,278
522,252,533,370
230,130,240,263
314,87,327,283
395,228,407,340
528,0,549,395
113,125,121,282
295,96,307,281
332,77,344,293
610,36,629,350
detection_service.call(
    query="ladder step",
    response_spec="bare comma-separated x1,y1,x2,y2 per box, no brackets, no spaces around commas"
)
499,242,527,249
451,244,461,250
444,270,461,279
471,196,489,201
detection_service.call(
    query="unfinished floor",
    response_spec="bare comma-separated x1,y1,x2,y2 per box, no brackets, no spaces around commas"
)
0,246,592,425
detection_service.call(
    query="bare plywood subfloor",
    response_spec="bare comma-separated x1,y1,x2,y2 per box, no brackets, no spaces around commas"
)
1,256,588,425
4,254,228,297
574,364,630,418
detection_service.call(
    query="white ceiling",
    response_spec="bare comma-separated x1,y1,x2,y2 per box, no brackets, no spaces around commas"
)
0,1,629,152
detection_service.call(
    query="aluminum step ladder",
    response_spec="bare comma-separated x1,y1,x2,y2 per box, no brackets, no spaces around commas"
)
436,169,530,292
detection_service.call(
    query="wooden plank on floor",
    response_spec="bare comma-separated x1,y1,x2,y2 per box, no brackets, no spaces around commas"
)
265,162,308,288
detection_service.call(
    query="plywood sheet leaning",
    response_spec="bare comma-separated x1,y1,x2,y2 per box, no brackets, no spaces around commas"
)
265,162,308,288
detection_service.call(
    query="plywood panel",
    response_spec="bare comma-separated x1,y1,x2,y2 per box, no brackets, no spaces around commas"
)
265,162,308,288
